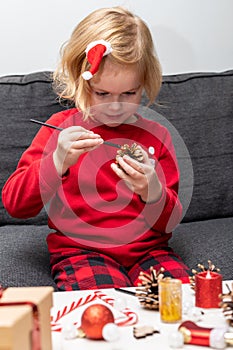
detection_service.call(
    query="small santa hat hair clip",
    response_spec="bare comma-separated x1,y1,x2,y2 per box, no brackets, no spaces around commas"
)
82,40,112,80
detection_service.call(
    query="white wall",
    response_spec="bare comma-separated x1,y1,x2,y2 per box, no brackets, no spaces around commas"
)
0,0,233,77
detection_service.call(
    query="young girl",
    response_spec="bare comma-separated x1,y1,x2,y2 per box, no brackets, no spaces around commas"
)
2,6,192,290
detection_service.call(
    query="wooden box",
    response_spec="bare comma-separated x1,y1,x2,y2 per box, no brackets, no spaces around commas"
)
0,286,53,350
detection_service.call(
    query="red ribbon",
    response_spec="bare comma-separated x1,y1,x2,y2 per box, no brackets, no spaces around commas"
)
0,291,41,350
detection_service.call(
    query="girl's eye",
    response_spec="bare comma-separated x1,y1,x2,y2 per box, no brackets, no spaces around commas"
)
94,91,136,97
123,91,136,96
95,91,109,96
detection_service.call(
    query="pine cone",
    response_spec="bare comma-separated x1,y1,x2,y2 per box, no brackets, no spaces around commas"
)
116,143,144,163
135,266,165,310
220,283,233,327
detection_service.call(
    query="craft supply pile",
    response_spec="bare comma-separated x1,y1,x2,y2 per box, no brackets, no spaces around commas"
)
0,261,233,349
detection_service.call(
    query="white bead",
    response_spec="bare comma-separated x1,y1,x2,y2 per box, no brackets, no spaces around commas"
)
148,146,155,155
102,323,120,342
61,323,77,340
168,331,184,348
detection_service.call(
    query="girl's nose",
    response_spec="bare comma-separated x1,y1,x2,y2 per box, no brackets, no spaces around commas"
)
108,101,122,111
108,96,122,111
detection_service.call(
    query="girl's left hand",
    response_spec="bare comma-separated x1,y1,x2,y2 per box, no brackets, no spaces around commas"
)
110,147,162,203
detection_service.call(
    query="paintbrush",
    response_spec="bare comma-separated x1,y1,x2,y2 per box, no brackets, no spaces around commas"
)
114,287,137,296
30,119,121,149
114,287,158,302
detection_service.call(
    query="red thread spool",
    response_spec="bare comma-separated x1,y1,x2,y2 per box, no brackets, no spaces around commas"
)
178,321,227,348
179,321,212,346
195,270,222,308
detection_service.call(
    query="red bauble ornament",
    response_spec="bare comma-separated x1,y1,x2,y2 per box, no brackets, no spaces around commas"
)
81,303,115,340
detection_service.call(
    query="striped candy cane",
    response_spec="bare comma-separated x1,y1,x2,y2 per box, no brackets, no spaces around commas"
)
94,290,138,326
51,290,138,332
93,290,115,306
115,308,138,326
51,293,97,331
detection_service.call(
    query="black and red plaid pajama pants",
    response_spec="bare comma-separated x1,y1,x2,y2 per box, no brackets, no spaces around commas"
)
50,248,192,291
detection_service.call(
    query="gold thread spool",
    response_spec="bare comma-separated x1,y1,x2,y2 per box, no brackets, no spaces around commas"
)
159,278,182,323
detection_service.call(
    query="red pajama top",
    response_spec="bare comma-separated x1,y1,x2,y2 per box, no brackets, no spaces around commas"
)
2,108,182,267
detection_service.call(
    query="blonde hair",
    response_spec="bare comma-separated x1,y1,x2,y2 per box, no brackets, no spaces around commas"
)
53,6,162,119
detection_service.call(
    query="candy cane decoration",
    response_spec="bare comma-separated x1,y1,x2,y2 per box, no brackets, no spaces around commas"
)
93,290,115,306
51,290,138,332
115,308,138,326
51,293,97,324
93,290,138,326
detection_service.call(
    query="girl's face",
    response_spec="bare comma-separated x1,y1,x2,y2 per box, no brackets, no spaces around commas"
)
89,60,143,127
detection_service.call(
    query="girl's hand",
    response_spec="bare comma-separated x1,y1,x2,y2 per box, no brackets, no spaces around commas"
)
53,126,103,176
111,147,162,203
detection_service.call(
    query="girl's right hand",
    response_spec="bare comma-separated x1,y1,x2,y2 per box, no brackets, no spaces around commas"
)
53,126,103,176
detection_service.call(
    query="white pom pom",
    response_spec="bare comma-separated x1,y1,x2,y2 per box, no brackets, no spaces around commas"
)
82,71,93,80
102,323,120,342
61,323,77,340
168,331,184,348
210,327,228,349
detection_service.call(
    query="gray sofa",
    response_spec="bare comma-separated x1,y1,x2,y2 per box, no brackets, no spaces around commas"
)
0,70,233,290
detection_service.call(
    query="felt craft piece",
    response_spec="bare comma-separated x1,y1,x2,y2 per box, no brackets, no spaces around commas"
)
82,40,112,80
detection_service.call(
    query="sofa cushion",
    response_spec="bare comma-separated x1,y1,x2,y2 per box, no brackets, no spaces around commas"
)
149,70,233,222
0,72,67,225
170,216,233,280
0,224,57,288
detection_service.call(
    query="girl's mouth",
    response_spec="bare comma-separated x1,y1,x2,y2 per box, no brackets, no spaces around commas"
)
105,114,124,119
